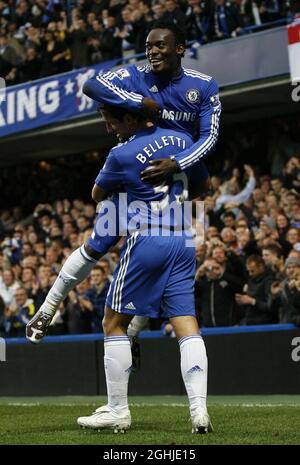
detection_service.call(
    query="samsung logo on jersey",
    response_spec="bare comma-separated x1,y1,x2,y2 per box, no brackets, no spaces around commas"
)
161,109,197,122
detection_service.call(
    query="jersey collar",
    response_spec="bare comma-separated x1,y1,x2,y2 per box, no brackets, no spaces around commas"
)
150,67,184,84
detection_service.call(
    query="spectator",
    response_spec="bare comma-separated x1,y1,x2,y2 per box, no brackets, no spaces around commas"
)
276,212,290,240
152,2,166,21
18,46,42,82
240,0,267,27
115,7,135,56
271,257,300,325
67,14,89,68
98,257,114,281
222,211,236,229
61,279,93,334
213,0,243,40
21,266,37,296
45,247,61,273
290,202,300,229
261,244,285,280
162,0,187,31
215,165,256,213
108,246,121,269
195,257,244,326
259,0,282,23
131,2,154,54
235,254,277,325
86,265,110,332
90,0,110,17
286,227,300,250
99,17,122,61
0,32,21,65
185,0,213,43
4,287,35,337
0,33,20,85
211,244,247,285
0,269,19,307
40,30,70,78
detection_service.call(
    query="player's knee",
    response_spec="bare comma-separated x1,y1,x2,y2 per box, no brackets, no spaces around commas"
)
102,307,130,336
102,311,118,336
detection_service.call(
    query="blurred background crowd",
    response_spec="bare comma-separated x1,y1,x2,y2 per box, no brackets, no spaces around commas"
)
1,114,300,338
1,0,300,86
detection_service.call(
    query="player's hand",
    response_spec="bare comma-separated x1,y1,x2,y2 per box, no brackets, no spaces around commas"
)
141,97,161,121
141,159,178,185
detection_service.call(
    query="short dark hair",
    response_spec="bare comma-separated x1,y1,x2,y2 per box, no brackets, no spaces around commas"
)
246,255,265,268
92,265,105,274
150,19,186,47
97,103,146,123
262,244,283,258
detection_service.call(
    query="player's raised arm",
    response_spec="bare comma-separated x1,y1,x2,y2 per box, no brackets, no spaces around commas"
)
83,68,143,112
174,79,221,171
83,67,160,119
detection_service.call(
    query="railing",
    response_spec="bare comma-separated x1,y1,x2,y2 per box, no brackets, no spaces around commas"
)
242,17,292,34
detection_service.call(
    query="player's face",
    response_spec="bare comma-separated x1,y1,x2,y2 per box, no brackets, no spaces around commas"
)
145,29,184,75
102,110,131,142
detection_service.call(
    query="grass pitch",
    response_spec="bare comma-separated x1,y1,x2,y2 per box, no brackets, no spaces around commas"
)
0,395,300,445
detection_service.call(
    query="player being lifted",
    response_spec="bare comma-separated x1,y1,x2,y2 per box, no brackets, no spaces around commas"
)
77,102,212,433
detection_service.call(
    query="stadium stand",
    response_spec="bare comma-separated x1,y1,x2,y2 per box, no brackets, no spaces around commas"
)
0,0,299,86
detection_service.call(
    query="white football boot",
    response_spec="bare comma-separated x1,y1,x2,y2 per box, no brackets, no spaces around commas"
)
191,408,213,434
77,405,131,433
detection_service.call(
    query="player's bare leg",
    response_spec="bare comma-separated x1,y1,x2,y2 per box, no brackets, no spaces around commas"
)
77,306,133,432
127,315,149,370
170,315,212,434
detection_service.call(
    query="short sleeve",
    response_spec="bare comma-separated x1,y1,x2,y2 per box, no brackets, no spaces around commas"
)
95,150,124,192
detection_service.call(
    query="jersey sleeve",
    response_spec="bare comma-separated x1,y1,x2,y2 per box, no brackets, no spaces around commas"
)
95,150,124,192
83,66,144,112
174,78,221,171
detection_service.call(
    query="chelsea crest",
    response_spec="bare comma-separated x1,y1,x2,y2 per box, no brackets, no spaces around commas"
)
186,89,200,103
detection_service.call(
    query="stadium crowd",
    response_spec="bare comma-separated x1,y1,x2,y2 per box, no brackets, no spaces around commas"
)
0,142,300,337
0,0,299,86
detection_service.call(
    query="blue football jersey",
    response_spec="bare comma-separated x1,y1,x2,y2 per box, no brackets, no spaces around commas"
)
95,125,208,232
83,64,221,171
